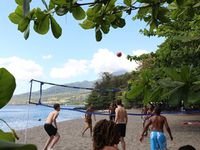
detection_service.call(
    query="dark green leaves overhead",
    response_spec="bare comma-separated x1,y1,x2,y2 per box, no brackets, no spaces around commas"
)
50,16,62,38
72,6,86,20
0,68,16,109
9,0,199,42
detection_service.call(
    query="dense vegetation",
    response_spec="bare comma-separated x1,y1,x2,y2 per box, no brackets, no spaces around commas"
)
0,0,200,149
86,0,200,109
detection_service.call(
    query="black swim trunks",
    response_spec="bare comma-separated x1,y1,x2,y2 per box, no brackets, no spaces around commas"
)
44,123,57,136
116,123,126,137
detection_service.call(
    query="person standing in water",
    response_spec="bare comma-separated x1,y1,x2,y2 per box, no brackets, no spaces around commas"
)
115,100,128,150
140,106,173,150
43,103,60,150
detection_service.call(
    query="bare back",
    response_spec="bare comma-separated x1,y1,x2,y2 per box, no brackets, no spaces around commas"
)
45,110,59,124
115,106,127,124
149,115,166,132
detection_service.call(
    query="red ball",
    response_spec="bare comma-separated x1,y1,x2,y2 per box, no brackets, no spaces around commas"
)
116,52,122,57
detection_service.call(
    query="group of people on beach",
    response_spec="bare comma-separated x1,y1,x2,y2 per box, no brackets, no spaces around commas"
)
42,101,196,150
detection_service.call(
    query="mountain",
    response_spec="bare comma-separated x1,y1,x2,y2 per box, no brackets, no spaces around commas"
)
112,69,127,76
10,80,95,105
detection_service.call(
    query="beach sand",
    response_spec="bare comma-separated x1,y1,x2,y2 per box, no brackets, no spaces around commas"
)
17,109,200,150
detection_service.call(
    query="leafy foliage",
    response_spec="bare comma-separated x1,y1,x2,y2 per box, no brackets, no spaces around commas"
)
0,68,37,149
86,72,134,109
9,0,182,41
0,68,16,109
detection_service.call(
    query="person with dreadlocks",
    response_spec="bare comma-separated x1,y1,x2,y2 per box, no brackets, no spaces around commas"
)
93,119,120,150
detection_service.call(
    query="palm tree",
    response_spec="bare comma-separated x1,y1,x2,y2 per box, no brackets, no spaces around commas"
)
126,69,163,105
159,65,200,108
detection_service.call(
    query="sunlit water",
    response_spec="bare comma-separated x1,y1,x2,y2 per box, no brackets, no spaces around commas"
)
0,105,83,132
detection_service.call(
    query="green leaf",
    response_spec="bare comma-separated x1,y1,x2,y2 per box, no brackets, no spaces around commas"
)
72,6,85,20
136,0,151,3
55,7,68,16
34,10,50,34
158,79,184,88
9,6,23,24
149,87,162,102
23,0,30,16
115,18,126,28
176,0,184,7
51,0,67,6
193,2,200,8
101,24,110,34
0,68,16,109
95,27,102,41
180,65,190,82
41,0,48,9
126,84,143,99
105,15,116,23
49,0,55,9
15,0,23,5
80,20,95,29
24,24,30,40
18,17,30,32
164,68,182,81
9,13,23,24
0,140,37,150
124,0,132,6
166,0,174,4
50,16,62,39
0,130,15,142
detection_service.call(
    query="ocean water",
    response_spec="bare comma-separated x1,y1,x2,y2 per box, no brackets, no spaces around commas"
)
0,105,83,132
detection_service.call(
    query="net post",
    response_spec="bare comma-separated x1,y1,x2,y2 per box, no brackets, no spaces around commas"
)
38,82,44,104
28,79,33,104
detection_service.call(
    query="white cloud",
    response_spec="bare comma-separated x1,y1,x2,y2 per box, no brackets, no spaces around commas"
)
50,59,89,79
90,49,138,74
42,54,52,59
132,49,149,56
49,49,149,80
0,56,44,82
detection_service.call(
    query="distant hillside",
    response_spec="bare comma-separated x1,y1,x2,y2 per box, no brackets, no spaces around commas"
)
10,80,95,105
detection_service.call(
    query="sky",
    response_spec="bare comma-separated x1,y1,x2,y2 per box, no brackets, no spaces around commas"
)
0,1,164,94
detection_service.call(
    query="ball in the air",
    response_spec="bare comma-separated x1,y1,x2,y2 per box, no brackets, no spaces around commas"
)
116,52,122,57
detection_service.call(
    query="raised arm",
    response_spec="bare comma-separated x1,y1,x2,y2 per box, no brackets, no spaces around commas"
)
164,117,173,141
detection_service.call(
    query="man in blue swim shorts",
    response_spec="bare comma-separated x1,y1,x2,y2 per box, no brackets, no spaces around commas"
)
140,106,173,150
